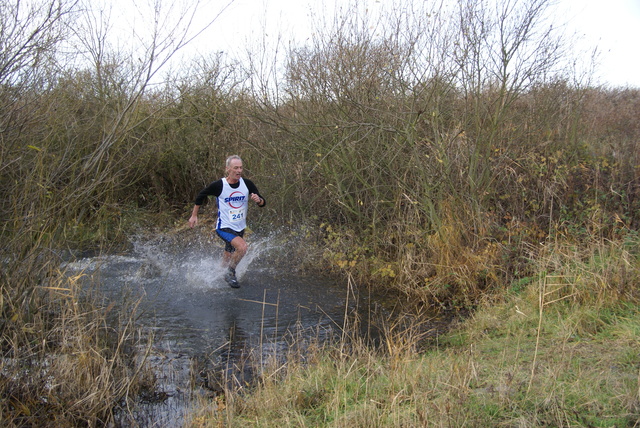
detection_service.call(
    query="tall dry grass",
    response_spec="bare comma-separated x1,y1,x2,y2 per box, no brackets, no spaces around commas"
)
1,0,639,424
0,252,155,425
187,232,640,427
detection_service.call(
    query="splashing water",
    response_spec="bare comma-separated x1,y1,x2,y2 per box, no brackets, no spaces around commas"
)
122,230,278,288
61,229,357,426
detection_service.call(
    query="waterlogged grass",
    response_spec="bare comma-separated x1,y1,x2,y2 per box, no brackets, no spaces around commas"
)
191,308,640,427
188,238,640,427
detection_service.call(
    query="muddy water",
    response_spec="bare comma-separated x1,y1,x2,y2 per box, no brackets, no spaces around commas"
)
63,232,392,426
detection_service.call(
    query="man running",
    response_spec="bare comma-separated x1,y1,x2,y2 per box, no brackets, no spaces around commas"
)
188,155,266,287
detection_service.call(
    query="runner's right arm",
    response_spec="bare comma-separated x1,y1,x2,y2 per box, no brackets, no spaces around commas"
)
189,180,223,228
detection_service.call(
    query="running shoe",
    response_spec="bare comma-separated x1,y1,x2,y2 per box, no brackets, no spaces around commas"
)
225,267,239,288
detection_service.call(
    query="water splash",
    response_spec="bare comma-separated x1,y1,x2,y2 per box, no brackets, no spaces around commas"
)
126,231,278,290
59,229,362,427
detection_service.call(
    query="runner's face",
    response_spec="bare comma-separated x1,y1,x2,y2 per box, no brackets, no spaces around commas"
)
226,159,243,182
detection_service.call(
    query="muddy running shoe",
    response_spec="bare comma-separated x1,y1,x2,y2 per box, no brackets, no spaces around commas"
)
225,267,239,288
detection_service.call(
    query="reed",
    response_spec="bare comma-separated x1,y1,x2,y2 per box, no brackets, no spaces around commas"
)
0,256,155,426
1,0,639,424
187,232,640,427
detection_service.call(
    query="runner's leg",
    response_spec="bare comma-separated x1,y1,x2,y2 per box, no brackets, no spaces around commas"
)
227,236,247,269
217,229,247,287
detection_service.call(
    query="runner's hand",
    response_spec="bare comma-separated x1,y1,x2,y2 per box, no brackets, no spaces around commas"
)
250,193,262,205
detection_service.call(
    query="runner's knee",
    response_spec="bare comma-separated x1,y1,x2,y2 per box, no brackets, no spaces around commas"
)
232,238,247,254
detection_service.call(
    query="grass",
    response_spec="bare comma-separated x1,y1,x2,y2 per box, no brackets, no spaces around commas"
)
0,255,154,426
187,235,640,427
1,3,638,424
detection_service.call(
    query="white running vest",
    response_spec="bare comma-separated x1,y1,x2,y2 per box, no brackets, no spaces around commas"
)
217,178,249,231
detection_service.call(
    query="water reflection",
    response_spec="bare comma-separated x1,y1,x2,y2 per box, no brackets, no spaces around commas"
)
63,234,358,426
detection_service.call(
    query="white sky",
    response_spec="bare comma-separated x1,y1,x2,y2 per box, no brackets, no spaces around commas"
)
114,0,640,88
556,0,640,88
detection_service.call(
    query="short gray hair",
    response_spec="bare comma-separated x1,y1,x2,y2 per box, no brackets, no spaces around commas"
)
225,155,242,167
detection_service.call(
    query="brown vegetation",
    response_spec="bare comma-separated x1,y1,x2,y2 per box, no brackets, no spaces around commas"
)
0,0,638,425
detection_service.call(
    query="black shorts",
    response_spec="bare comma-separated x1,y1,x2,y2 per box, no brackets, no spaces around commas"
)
216,228,245,253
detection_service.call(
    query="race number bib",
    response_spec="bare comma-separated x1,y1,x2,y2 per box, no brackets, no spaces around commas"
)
229,209,244,222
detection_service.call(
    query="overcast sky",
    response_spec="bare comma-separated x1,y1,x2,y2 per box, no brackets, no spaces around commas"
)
114,0,640,88
559,0,640,88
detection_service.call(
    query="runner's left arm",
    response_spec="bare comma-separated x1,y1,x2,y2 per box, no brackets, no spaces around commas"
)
245,179,266,207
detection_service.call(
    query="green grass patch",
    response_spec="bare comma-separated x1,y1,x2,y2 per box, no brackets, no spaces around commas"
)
188,237,640,427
